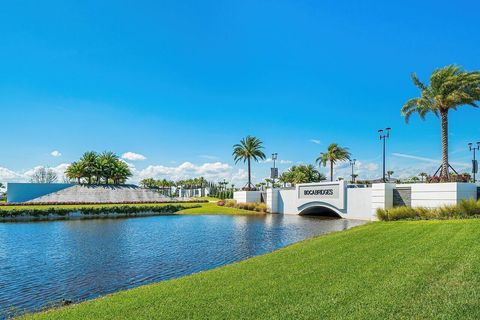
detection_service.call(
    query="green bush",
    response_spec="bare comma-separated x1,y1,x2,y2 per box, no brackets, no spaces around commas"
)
224,199,237,207
377,199,480,221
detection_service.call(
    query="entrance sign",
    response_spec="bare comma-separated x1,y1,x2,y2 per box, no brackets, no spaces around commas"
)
298,184,340,199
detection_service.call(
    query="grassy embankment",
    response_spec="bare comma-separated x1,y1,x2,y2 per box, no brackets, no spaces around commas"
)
0,200,259,216
24,220,480,319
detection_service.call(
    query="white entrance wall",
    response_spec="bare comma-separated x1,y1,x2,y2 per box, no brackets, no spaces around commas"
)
268,181,373,219
264,182,477,221
233,191,262,203
410,183,478,208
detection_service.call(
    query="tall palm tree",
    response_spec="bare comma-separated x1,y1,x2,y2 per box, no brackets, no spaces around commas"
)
232,136,266,190
402,65,480,180
316,143,351,182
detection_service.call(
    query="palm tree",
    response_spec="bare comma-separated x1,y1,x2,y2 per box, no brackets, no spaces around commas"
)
402,65,480,180
65,162,84,184
232,136,266,190
112,161,132,184
411,176,420,183
352,174,359,183
80,151,98,184
419,172,428,183
98,151,119,184
279,165,326,186
387,170,394,181
316,143,351,182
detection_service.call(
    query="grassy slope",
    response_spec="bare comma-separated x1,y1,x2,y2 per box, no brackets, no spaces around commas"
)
0,202,259,215
177,202,260,215
25,220,480,319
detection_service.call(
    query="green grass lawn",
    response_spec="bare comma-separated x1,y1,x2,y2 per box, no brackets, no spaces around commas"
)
24,220,480,319
0,202,259,216
178,202,261,215
193,196,221,202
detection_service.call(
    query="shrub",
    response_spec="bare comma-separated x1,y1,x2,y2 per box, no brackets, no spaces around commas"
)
217,201,225,207
224,199,237,208
233,202,268,213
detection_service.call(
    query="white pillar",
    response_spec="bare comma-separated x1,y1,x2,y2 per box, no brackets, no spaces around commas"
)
266,188,279,214
371,183,395,221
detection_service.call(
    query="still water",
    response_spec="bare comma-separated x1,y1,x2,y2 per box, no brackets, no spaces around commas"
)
0,214,366,317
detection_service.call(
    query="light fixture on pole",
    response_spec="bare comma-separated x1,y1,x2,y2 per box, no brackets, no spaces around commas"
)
271,153,278,187
378,128,391,182
468,142,480,183
350,159,357,183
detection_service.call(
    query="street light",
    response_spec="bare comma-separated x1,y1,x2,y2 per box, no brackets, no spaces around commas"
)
378,128,391,182
350,159,357,183
271,153,278,187
468,142,480,183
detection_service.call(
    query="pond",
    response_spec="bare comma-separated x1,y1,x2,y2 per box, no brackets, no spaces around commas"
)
0,214,367,317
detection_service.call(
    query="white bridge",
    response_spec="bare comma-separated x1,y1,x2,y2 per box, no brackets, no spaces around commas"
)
235,181,479,221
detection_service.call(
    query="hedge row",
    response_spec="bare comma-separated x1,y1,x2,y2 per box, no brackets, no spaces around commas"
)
0,200,208,207
377,199,480,221
0,204,200,218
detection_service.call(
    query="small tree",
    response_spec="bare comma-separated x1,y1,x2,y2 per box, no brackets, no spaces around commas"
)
30,167,58,183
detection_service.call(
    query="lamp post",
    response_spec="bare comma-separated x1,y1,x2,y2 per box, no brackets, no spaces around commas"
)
350,159,357,183
378,128,391,182
468,142,480,183
271,153,278,187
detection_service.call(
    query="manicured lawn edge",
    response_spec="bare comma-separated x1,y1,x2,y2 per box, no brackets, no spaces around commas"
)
22,220,480,319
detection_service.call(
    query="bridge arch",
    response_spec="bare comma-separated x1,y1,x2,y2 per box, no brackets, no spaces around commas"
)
298,202,343,218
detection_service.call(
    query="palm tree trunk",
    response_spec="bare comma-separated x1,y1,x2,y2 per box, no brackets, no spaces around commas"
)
441,110,449,180
330,161,334,182
247,156,252,189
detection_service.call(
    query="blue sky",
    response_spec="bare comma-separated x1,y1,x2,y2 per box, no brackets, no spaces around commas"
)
1,0,479,185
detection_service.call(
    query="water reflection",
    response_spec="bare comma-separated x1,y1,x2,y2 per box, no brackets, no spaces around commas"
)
0,215,366,317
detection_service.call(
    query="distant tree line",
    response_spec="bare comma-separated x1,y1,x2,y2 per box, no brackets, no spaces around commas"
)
65,151,132,185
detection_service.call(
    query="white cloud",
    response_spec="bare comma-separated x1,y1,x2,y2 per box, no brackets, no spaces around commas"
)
121,152,147,161
198,155,219,160
50,150,62,157
309,139,321,145
260,158,293,164
130,161,249,185
0,163,71,185
392,152,469,167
